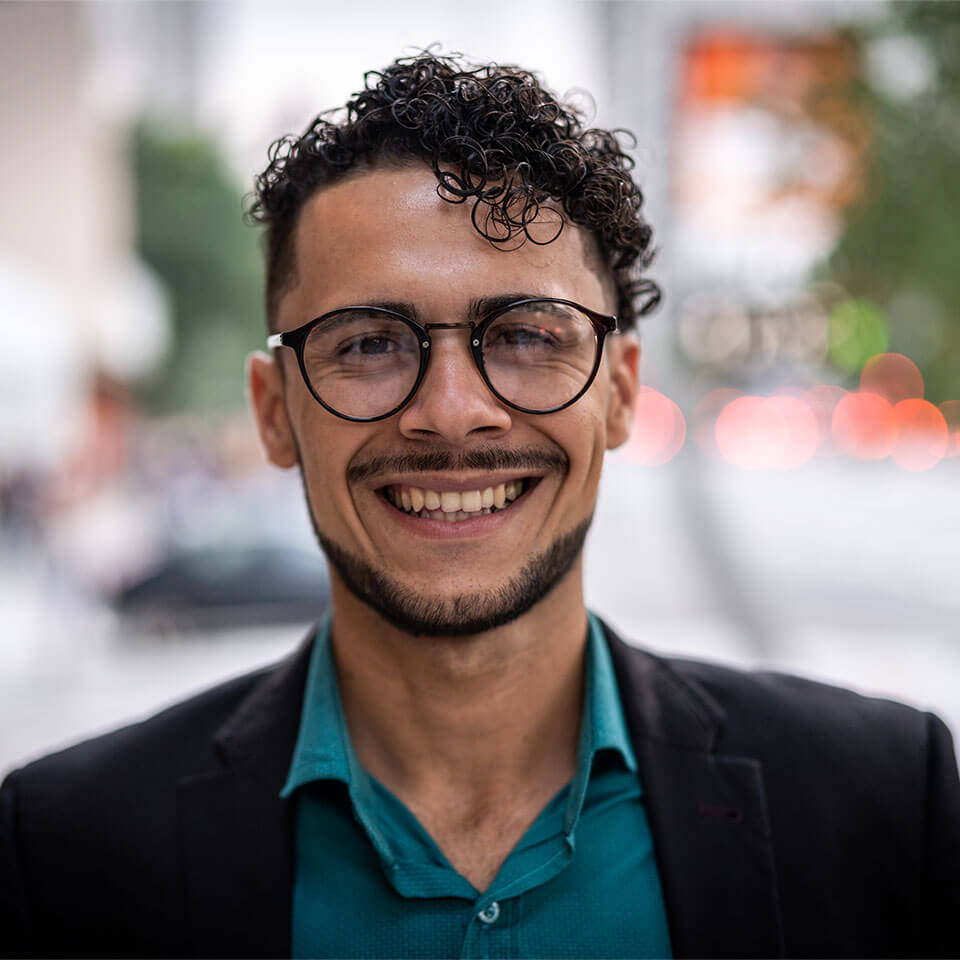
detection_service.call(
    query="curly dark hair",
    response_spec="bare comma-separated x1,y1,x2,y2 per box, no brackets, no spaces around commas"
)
248,51,659,331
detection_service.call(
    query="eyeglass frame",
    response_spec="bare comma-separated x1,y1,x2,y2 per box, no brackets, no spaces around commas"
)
266,296,619,423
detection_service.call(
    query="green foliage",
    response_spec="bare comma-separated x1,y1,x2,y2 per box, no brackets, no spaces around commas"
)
133,124,264,411
827,2,960,403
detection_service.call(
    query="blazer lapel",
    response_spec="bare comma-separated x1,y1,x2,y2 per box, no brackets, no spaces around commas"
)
177,630,315,959
605,624,784,959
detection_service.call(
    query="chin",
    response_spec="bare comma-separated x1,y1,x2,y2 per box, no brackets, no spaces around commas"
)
315,515,592,638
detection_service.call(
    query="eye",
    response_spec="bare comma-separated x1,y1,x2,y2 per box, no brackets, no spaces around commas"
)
486,322,560,348
336,332,404,357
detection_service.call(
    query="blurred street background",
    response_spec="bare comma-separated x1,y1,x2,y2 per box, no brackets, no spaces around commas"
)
2,0,959,773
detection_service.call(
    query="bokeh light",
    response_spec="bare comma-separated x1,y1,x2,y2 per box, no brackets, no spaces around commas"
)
859,352,924,403
831,391,895,459
889,398,948,471
693,388,743,458
715,395,819,471
940,401,960,456
768,396,820,469
804,384,848,456
827,299,888,372
621,387,686,466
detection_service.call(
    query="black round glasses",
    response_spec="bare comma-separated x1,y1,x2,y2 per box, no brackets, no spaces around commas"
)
266,297,618,423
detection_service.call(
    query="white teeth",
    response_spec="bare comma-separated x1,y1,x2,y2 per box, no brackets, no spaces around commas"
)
440,491,461,513
388,480,528,521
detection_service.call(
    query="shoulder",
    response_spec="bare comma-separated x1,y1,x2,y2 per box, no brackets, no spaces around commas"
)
0,661,277,957
1,639,313,955
671,651,935,750
0,638,313,877
606,624,951,780
4,662,270,800
607,628,960,951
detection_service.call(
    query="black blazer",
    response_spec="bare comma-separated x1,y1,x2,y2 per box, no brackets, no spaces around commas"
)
2,622,959,959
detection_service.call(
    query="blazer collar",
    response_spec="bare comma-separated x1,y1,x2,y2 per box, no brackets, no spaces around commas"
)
604,620,784,958
177,627,315,958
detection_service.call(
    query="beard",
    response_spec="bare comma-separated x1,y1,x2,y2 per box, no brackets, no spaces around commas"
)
312,515,592,637
298,474,590,637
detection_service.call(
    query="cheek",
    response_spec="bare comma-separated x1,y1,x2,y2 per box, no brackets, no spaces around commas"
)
548,402,610,508
570,382,615,468
289,413,361,521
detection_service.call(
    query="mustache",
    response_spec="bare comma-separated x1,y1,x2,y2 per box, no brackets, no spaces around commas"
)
347,445,569,485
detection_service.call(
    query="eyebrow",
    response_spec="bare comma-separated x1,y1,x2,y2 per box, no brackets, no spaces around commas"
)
347,293,548,323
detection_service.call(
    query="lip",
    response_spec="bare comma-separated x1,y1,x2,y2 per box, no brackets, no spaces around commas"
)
373,477,538,539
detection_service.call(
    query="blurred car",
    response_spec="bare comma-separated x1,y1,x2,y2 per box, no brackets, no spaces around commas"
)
112,541,330,632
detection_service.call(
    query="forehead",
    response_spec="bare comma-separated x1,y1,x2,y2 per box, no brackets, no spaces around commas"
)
282,163,608,322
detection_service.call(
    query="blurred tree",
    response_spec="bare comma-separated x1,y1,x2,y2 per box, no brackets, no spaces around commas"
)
827,1,960,404
133,124,264,411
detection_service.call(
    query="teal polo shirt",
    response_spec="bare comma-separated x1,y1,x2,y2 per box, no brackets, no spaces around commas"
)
281,613,672,958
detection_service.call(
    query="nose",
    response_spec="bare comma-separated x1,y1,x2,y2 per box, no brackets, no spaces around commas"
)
397,330,512,443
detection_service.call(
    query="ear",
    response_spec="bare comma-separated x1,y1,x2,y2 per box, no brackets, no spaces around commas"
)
604,334,640,450
246,351,299,468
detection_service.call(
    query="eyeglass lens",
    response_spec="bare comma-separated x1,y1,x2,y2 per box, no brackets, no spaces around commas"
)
302,310,422,420
301,302,599,419
481,301,598,412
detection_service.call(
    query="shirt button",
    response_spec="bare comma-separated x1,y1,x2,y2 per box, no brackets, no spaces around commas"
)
478,901,500,924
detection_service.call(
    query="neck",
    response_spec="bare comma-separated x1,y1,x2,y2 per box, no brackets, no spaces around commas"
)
328,561,588,809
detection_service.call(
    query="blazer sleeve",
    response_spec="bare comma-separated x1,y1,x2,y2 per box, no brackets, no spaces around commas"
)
922,712,960,956
0,771,30,958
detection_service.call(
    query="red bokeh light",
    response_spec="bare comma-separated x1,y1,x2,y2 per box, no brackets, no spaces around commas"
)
715,395,819,470
804,384,848,456
940,401,960,457
693,388,743,457
621,388,687,466
768,396,820,469
890,399,948,471
831,391,896,460
859,353,924,404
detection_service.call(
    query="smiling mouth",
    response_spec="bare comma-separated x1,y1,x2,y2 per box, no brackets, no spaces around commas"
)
379,479,534,523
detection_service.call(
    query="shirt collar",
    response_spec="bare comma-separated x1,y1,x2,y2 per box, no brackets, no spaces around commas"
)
583,611,638,771
561,611,638,833
280,615,351,797
281,611,637,802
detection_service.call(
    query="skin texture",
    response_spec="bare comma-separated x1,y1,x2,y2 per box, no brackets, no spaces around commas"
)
247,163,639,891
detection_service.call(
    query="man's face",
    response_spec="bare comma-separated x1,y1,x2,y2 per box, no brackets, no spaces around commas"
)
248,163,638,636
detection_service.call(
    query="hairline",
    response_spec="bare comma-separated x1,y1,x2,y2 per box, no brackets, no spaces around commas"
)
265,158,618,333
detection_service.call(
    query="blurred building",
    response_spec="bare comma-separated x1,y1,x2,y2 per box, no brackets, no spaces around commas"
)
603,1,883,402
0,1,173,477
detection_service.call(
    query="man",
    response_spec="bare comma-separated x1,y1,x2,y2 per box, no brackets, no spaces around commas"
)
2,52,958,959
